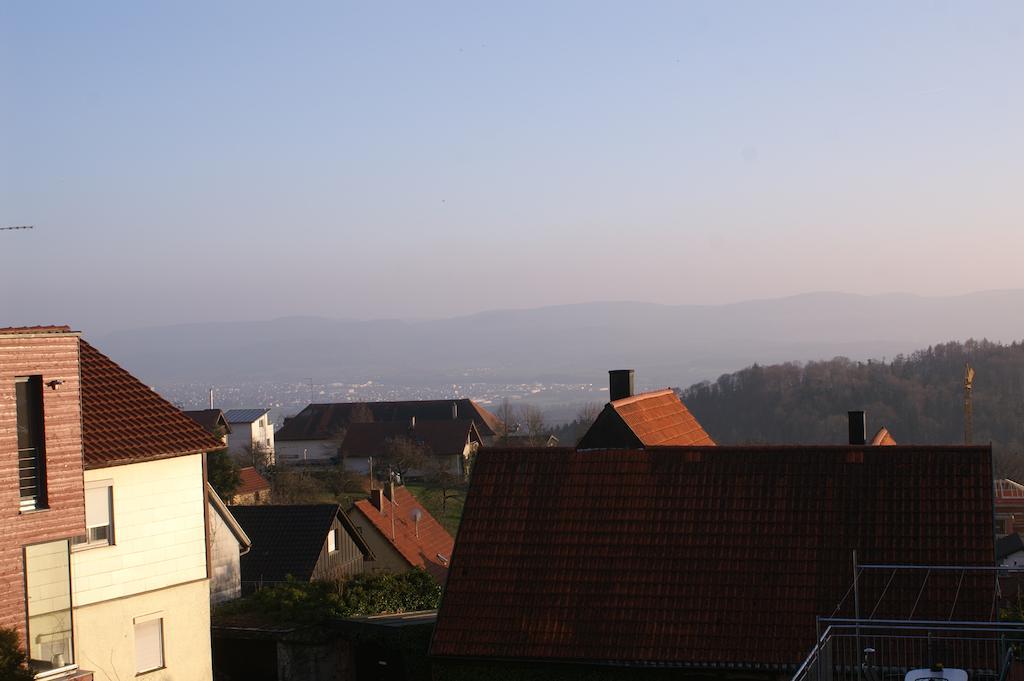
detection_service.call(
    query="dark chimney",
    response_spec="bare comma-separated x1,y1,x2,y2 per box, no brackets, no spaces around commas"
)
609,369,635,402
848,411,866,446
370,488,385,512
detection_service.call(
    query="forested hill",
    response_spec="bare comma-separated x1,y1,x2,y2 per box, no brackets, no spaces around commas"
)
679,340,1024,468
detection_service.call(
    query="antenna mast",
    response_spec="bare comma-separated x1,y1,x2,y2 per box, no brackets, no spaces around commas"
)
1,225,34,231
964,363,975,445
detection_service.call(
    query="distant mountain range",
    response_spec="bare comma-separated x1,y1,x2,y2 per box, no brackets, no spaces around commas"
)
95,290,1024,388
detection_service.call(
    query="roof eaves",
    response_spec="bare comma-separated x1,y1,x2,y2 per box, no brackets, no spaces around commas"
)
207,482,252,550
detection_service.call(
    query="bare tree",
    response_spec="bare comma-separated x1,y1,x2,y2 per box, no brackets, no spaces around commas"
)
379,436,428,481
520,405,547,446
495,399,519,443
430,457,465,514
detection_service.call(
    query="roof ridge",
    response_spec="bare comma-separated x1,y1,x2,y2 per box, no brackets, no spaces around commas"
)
609,388,675,407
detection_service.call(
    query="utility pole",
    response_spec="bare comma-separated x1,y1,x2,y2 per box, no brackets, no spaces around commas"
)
964,363,975,445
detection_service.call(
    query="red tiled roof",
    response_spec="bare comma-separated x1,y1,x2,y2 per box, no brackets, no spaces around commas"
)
613,389,715,445
432,445,995,668
236,467,271,496
0,325,74,334
340,420,479,457
80,340,224,468
870,427,897,446
577,389,714,449
352,486,454,583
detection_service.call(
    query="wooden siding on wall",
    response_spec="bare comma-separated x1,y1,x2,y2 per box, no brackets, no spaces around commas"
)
0,334,87,644
312,517,364,581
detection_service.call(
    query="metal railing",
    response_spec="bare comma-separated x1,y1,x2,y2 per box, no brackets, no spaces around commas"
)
793,619,1024,681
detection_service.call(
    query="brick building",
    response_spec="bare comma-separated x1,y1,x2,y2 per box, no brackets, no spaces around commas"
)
0,326,90,679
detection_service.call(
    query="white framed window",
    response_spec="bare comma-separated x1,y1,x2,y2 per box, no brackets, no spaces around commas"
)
134,615,164,674
327,528,338,553
73,481,113,548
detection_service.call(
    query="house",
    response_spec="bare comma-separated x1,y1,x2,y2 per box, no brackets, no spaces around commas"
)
183,409,231,444
224,408,274,466
431,443,995,679
995,479,1024,537
207,484,251,605
339,419,482,476
275,399,501,465
348,485,454,583
2,328,222,681
75,338,223,681
998,533,1024,568
229,504,372,591
230,466,271,505
576,369,715,449
1,326,91,679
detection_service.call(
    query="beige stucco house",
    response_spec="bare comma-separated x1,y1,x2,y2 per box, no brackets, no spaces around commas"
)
72,339,224,681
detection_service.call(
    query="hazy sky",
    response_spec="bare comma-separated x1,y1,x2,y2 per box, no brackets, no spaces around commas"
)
2,2,1023,333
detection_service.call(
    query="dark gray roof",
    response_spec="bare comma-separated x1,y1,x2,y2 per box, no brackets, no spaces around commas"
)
230,504,372,584
183,409,231,436
224,408,270,424
276,400,500,440
997,533,1024,560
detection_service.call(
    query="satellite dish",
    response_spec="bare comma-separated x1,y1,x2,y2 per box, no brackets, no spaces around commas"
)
410,508,423,522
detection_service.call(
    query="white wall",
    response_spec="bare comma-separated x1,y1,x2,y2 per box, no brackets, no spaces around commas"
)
276,439,336,465
74,578,212,681
208,503,242,604
72,454,208,606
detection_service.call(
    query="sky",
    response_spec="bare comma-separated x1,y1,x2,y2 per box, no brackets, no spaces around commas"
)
2,2,1023,333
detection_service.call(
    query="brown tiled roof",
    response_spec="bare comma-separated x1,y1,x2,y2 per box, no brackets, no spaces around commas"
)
277,400,500,440
236,467,271,496
80,340,224,468
352,486,454,583
340,420,479,457
0,325,74,334
432,445,995,668
577,389,714,449
870,426,897,446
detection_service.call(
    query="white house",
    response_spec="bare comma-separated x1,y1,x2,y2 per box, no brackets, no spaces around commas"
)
73,339,223,681
224,408,275,466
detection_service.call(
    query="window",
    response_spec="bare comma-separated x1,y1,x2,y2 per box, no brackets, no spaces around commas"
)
327,528,338,553
16,375,47,511
24,540,74,673
73,482,113,548
134,616,164,674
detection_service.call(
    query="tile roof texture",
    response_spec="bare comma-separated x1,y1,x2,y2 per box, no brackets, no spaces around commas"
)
80,340,225,468
224,408,270,424
432,445,995,668
340,420,479,457
236,466,271,496
230,504,372,583
352,486,454,583
577,389,715,449
277,400,501,440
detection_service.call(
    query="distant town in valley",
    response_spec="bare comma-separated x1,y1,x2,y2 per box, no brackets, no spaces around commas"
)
160,379,608,428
